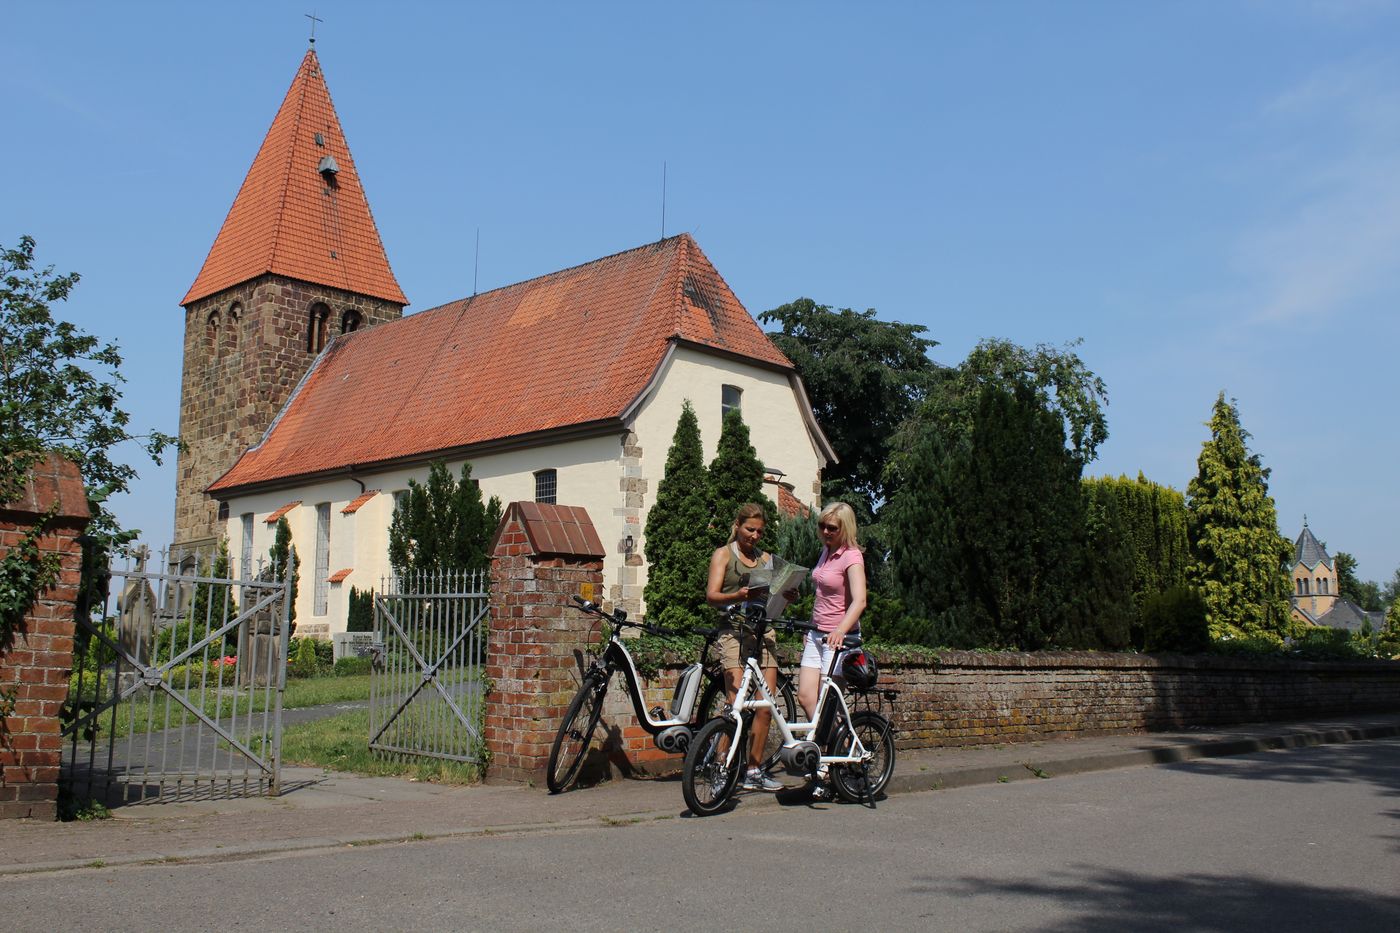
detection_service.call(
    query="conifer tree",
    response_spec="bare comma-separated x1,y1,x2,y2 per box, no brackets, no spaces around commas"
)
269,517,299,628
388,461,501,582
887,382,1083,649
707,408,778,549
1185,394,1293,642
642,402,713,629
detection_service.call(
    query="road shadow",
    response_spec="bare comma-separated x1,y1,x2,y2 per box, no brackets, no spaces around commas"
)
913,866,1400,931
1164,737,1400,804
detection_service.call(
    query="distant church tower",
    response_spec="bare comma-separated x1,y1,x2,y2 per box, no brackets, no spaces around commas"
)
1289,519,1339,623
174,47,407,550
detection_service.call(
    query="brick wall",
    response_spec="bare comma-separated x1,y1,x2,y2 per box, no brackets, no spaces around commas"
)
0,453,90,820
174,275,402,547
595,649,1400,773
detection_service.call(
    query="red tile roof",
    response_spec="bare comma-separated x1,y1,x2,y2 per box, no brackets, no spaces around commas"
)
264,500,301,524
341,490,379,514
492,502,605,559
181,49,407,307
209,235,794,493
328,568,354,584
775,485,810,519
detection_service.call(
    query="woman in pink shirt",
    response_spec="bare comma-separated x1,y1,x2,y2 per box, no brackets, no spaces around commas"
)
800,501,867,711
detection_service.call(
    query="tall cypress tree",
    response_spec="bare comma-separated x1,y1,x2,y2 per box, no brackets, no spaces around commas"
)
707,408,778,548
388,460,501,581
643,401,713,629
269,517,299,628
1185,394,1293,642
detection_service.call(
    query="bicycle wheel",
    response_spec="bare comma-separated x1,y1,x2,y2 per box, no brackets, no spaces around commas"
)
697,673,797,772
682,716,746,816
546,675,607,793
829,711,895,804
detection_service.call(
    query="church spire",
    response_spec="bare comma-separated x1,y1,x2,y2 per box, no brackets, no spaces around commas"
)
181,48,407,307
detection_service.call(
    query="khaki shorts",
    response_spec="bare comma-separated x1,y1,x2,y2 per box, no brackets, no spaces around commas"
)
717,625,779,670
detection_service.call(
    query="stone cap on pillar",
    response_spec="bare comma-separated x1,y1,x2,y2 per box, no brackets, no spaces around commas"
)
0,451,90,525
491,502,605,559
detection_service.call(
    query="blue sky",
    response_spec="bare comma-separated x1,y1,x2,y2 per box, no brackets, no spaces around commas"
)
4,1,1398,584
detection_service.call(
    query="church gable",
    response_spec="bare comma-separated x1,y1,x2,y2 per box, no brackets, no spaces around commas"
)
209,234,795,494
181,49,406,308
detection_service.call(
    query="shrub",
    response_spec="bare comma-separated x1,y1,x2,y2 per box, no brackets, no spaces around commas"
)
1141,585,1210,653
1287,627,1372,661
288,637,324,678
334,656,372,676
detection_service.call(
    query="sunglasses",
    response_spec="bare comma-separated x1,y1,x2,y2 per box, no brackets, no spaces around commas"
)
818,522,839,533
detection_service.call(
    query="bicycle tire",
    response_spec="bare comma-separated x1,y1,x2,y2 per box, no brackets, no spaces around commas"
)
546,675,607,793
681,716,747,816
829,711,895,804
696,672,796,772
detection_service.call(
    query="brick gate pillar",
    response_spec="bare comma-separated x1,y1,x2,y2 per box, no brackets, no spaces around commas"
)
0,453,90,820
485,502,604,784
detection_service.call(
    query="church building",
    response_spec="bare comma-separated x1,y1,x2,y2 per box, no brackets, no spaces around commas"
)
174,47,833,637
1288,521,1384,633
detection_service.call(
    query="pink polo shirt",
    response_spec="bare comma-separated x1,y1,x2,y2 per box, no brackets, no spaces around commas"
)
811,544,864,632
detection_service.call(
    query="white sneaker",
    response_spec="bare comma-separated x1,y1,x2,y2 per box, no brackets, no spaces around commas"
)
742,768,783,792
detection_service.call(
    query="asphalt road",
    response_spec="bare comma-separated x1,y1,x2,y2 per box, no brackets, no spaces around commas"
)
12,739,1400,932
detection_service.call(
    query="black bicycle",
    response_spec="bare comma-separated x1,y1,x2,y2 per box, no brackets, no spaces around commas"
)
547,596,797,793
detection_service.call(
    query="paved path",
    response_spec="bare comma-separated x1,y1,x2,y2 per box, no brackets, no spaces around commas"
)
8,712,1399,876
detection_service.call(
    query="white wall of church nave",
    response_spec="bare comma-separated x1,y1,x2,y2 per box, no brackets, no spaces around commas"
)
628,347,823,596
220,433,627,635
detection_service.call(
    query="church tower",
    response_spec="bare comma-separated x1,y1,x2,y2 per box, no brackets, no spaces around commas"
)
174,47,407,550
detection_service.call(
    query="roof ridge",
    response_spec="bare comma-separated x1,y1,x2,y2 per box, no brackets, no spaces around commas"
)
415,235,691,316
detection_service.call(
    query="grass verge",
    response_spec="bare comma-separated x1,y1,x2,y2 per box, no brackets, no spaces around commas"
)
279,708,482,785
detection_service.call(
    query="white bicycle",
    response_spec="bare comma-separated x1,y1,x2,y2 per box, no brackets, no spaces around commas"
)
681,607,895,816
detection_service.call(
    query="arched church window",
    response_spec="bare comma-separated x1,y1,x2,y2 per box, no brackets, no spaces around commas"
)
308,303,331,353
206,310,222,361
226,302,242,353
341,309,362,334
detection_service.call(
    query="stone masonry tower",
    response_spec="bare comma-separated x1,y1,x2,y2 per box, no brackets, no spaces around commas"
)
174,47,407,550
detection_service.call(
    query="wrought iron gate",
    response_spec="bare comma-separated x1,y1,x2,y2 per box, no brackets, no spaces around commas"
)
61,546,291,805
369,571,488,764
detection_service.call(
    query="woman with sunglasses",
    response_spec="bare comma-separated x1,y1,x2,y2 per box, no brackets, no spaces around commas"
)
800,501,867,797
705,502,786,792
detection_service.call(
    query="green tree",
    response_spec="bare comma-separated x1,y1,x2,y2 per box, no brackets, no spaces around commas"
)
887,382,1084,649
1381,567,1400,609
759,299,939,518
707,408,778,548
1,235,178,635
1063,480,1135,650
186,539,239,654
1082,474,1190,646
1335,552,1384,611
1379,598,1400,658
1185,394,1293,642
269,517,300,629
642,402,713,629
345,586,375,633
388,461,501,580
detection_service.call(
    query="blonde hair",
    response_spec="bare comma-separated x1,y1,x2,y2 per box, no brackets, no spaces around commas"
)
727,503,767,543
818,501,861,551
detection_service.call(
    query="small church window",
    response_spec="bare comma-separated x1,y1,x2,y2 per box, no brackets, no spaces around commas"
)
534,469,557,505
207,310,222,360
1299,578,1310,596
227,302,242,352
342,309,362,334
309,303,331,353
1318,578,1328,595
722,384,742,418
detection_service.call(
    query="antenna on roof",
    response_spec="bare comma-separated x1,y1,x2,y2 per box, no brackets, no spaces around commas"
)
660,162,667,241
305,11,324,46
473,227,480,297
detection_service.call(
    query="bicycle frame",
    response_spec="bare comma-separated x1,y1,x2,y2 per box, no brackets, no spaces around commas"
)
591,633,706,734
718,646,869,772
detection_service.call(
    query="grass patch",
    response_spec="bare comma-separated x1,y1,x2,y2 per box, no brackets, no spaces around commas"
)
279,708,482,785
282,674,373,707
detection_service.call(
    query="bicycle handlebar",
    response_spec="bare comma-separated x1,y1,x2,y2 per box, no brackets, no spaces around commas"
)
571,595,698,639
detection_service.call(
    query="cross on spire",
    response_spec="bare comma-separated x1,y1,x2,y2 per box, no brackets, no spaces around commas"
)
305,11,323,45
